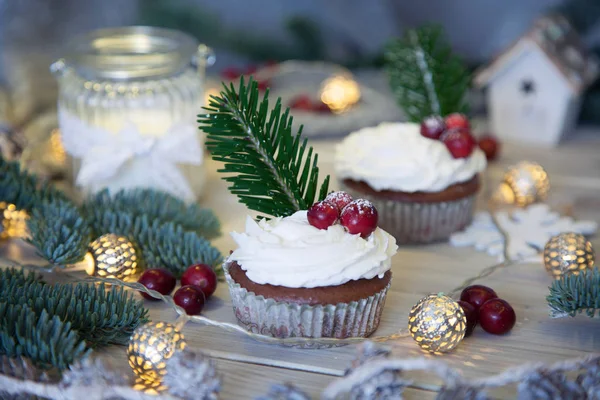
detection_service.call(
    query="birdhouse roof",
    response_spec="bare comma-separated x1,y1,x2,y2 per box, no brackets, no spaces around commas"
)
474,15,599,94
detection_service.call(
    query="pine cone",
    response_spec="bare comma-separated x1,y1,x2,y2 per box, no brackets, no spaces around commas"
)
436,385,490,400
163,349,220,400
256,383,312,400
577,357,600,399
0,355,56,400
517,370,586,400
348,341,392,372
60,356,129,388
345,341,410,400
348,370,411,400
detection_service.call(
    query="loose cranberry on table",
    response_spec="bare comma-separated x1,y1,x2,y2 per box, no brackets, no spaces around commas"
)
457,300,478,337
442,128,476,159
340,199,378,238
181,264,218,299
479,298,516,335
420,115,445,140
289,94,313,111
173,285,205,315
460,285,498,310
307,201,339,230
444,113,470,130
137,268,176,300
478,135,500,161
324,191,354,211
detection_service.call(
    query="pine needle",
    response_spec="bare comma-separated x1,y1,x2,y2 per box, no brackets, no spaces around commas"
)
83,188,221,239
199,77,330,219
547,268,600,318
0,269,149,347
0,304,88,371
385,25,471,122
27,199,92,267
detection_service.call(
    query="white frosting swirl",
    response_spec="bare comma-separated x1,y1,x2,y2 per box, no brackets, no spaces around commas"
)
229,211,398,288
335,122,487,192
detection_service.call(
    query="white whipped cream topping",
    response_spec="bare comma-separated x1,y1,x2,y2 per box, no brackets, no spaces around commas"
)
229,211,398,288
335,122,487,192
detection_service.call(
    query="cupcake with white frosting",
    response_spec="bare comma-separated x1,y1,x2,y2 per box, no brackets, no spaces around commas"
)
224,202,397,343
336,120,487,244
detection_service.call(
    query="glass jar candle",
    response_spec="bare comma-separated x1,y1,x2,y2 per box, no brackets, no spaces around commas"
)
51,26,214,202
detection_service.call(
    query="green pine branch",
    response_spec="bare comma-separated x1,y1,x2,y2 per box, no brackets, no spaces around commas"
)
0,268,149,347
384,25,471,122
547,268,600,318
27,199,92,267
88,211,222,277
199,78,330,219
0,155,68,212
83,188,220,240
0,304,88,371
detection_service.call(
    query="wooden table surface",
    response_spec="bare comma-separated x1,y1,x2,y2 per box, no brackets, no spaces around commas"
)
5,132,600,399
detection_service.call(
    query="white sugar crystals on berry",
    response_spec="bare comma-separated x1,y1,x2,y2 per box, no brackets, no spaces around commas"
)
324,191,354,211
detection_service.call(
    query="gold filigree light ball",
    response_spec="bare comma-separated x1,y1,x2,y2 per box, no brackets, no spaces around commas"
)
502,161,550,207
408,293,466,354
128,321,186,388
0,202,28,240
87,233,138,279
543,232,595,279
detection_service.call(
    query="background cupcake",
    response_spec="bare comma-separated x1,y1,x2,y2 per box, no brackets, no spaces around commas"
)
336,116,487,244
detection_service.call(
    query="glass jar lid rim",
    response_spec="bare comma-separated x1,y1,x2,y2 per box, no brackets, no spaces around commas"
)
62,26,200,80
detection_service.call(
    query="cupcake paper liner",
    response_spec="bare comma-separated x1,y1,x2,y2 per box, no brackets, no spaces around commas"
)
223,261,391,348
341,183,477,244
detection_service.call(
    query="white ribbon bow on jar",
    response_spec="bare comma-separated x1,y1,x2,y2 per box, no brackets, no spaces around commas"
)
59,110,203,201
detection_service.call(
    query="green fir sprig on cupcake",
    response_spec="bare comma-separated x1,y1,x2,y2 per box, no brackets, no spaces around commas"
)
384,25,471,122
199,78,330,219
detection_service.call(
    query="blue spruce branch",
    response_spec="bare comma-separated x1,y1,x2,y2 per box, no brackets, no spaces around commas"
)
547,268,600,318
0,304,89,371
0,268,149,347
83,188,221,239
26,199,91,267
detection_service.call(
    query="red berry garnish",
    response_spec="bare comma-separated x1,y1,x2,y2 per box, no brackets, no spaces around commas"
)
444,113,470,130
340,199,378,238
257,80,270,91
460,285,498,310
478,135,500,161
479,298,516,335
244,65,258,75
420,115,445,140
289,94,313,111
173,285,205,315
221,67,241,81
458,300,478,337
181,264,218,299
315,101,332,113
138,268,176,300
442,128,476,158
307,201,339,230
324,191,354,211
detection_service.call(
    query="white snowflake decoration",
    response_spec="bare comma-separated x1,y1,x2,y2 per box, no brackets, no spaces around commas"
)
450,204,598,262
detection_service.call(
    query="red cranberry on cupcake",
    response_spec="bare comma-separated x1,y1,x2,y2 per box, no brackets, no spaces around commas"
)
307,191,379,239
